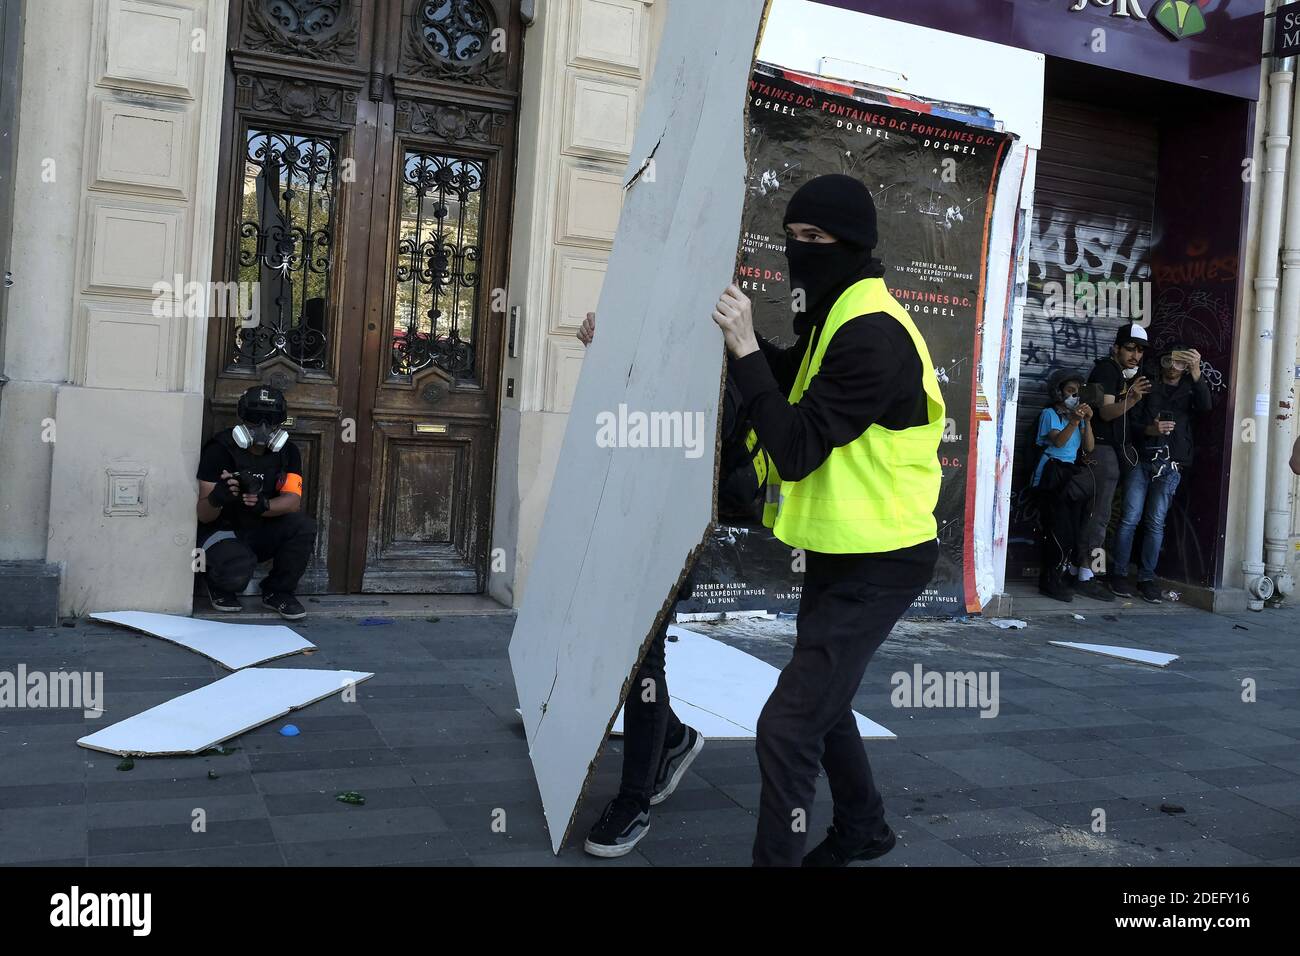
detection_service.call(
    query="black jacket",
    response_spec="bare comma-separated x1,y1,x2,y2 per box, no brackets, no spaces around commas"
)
1133,374,1213,467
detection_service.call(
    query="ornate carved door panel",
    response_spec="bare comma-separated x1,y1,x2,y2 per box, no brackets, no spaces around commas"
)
206,0,520,593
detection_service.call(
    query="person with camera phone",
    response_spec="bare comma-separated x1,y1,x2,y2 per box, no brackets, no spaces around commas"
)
1109,343,1212,603
1082,322,1153,602
1031,370,1095,602
195,386,317,620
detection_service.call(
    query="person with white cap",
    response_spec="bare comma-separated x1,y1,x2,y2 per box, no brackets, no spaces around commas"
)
1080,322,1151,601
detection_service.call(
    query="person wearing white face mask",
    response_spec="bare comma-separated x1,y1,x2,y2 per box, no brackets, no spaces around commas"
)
1031,370,1095,601
1081,322,1152,601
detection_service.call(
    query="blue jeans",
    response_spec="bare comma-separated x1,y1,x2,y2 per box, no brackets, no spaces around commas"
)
1111,465,1182,581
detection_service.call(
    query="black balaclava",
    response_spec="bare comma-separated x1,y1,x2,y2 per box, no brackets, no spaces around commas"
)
783,174,881,335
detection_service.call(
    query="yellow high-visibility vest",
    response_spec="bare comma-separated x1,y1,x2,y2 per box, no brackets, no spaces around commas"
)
760,277,945,553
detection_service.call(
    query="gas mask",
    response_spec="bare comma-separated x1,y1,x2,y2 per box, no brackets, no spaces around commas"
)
233,420,288,451
233,386,289,451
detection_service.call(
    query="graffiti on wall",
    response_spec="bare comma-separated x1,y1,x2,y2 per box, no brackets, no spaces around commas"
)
1008,209,1154,559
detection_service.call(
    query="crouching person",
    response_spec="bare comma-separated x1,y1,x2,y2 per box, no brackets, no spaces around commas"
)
195,386,315,620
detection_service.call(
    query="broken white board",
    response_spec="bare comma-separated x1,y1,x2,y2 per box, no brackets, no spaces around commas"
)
1049,641,1179,668
612,627,894,740
77,668,372,756
509,0,771,853
90,611,314,670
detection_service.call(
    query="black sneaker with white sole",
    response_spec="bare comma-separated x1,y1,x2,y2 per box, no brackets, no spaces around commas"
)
583,795,650,858
1107,575,1135,599
262,591,306,621
1137,580,1164,604
802,823,897,867
650,726,704,806
207,581,242,613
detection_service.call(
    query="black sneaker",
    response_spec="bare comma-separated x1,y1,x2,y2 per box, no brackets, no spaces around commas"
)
802,823,897,867
262,591,306,621
207,581,242,613
1038,576,1074,603
1107,575,1135,599
583,795,650,858
1072,577,1116,603
1137,580,1164,604
650,726,704,806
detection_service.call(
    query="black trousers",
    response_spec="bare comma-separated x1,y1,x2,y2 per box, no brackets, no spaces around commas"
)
203,512,316,595
1037,487,1086,581
752,551,927,867
619,618,685,805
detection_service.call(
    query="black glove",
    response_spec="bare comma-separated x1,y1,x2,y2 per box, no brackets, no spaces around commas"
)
247,494,271,516
207,481,239,510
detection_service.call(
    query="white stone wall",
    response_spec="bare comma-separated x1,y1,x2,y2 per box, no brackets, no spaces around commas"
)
0,0,228,613
1222,56,1300,610
490,0,665,607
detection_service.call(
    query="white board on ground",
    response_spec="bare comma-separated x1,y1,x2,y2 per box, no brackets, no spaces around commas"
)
508,0,769,853
1049,641,1179,668
612,627,894,740
90,611,314,670
77,668,372,756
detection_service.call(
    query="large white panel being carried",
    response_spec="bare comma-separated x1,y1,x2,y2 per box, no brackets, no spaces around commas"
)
78,668,373,756
90,611,315,670
510,0,770,853
612,627,894,740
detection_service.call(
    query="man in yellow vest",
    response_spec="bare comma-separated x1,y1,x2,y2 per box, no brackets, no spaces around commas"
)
711,174,945,866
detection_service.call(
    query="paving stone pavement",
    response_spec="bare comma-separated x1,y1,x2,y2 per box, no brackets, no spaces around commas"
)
1,599,1297,867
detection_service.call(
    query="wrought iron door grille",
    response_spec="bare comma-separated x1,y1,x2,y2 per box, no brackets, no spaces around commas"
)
263,0,345,39
419,0,493,63
391,150,484,380
233,128,337,371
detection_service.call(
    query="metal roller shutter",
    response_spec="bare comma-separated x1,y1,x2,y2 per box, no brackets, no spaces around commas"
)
1009,98,1159,578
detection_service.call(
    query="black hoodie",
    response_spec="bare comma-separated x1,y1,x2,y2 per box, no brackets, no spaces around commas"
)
727,261,936,578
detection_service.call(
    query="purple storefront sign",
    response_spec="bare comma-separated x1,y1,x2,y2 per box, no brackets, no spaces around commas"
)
811,0,1265,101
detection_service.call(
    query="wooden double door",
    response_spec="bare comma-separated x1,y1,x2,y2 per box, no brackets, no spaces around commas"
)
204,0,522,593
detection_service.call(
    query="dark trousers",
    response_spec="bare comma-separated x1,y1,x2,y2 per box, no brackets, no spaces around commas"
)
1080,443,1120,573
204,513,316,595
1037,487,1086,582
619,618,685,805
752,552,926,867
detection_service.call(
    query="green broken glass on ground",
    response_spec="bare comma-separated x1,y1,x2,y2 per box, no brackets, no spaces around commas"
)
336,791,365,806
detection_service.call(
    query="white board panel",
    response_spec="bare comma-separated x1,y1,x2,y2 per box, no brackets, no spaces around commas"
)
77,668,373,756
509,0,770,853
90,611,314,670
612,627,894,740
1049,641,1179,668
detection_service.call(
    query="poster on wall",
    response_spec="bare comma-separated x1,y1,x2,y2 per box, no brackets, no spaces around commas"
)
679,65,1013,618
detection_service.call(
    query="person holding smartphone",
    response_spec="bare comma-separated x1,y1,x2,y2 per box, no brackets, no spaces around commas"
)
1109,342,1212,602
1030,370,1096,602
1082,323,1152,602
